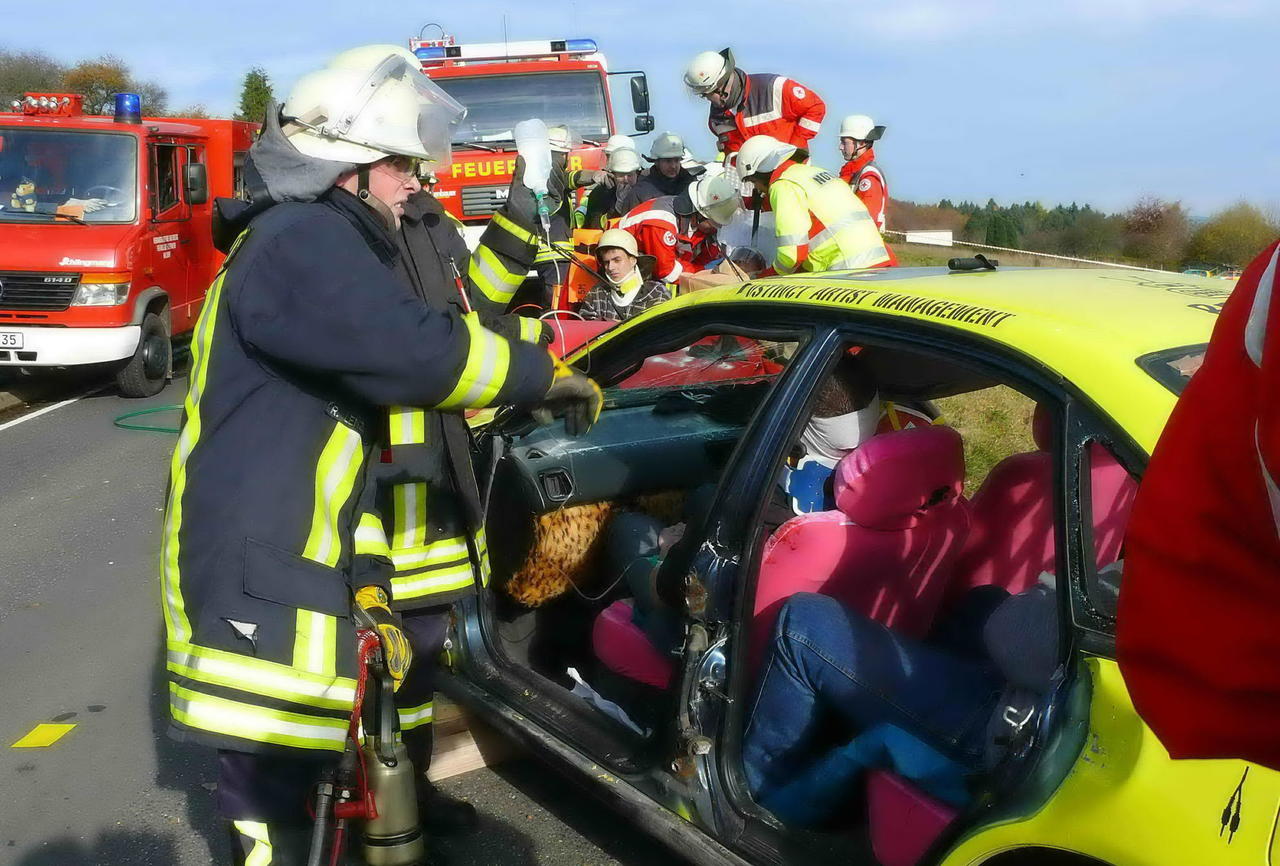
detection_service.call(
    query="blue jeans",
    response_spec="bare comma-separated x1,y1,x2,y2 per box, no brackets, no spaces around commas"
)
742,593,1003,823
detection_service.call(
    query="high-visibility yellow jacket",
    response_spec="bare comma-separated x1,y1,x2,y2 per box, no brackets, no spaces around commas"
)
769,161,891,275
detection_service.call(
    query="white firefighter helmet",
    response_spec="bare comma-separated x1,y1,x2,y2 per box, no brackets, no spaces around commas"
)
690,171,741,226
282,44,466,166
547,124,575,153
735,134,797,180
597,228,640,258
839,114,885,142
683,49,733,94
607,146,641,174
647,131,685,161
604,134,635,156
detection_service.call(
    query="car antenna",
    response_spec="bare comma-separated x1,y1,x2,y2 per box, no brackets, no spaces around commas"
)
948,253,999,272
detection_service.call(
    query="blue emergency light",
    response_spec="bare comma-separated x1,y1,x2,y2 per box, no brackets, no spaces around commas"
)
562,39,597,53
415,46,449,61
114,92,141,124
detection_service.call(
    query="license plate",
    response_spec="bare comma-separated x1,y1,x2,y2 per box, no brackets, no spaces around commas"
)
0,332,22,349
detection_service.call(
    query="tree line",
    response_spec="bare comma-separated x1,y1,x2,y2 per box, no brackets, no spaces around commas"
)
1,49,274,123
890,196,1279,272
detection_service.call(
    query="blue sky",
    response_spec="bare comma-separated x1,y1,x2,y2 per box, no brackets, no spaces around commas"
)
23,0,1280,215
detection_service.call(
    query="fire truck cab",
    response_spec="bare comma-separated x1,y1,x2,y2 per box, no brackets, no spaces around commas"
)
0,92,255,396
413,33,653,247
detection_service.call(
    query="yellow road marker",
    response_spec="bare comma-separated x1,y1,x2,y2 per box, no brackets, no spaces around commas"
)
11,723,76,748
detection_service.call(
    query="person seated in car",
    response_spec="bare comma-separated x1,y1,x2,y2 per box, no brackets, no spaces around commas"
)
743,580,1063,827
604,353,935,657
578,229,671,322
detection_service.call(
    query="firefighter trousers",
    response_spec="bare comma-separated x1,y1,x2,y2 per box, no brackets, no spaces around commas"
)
395,608,451,778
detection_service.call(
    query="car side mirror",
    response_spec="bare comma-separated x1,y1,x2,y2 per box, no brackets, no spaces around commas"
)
630,75,650,114
184,162,209,205
635,114,655,133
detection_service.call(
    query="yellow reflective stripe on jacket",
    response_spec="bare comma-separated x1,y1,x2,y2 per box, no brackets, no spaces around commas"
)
390,535,469,572
292,609,337,677
772,163,890,274
160,234,249,644
392,482,428,551
354,512,390,558
233,821,273,866
301,423,364,567
518,316,544,344
474,527,492,587
397,700,434,731
391,562,476,600
436,312,511,410
169,682,348,752
534,242,570,264
491,210,536,245
167,641,357,710
389,406,427,447
469,244,525,306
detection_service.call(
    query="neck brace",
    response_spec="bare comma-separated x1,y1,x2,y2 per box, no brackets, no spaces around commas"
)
608,267,645,306
799,395,881,468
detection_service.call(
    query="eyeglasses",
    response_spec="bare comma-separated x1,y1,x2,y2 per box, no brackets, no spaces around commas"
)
376,155,422,180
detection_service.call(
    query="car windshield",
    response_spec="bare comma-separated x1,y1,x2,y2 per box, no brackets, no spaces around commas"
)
0,128,138,223
1136,344,1207,395
435,71,610,145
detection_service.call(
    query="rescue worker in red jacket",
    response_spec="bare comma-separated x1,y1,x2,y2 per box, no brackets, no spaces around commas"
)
838,114,888,232
736,134,891,275
683,48,825,159
618,170,741,286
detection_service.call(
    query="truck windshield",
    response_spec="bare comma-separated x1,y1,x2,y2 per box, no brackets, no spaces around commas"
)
435,71,610,145
0,128,138,223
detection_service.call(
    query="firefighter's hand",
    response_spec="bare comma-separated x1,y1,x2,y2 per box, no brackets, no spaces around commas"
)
354,586,412,690
532,353,603,437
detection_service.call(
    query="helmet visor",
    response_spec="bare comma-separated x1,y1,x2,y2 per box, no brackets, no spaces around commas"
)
336,55,466,167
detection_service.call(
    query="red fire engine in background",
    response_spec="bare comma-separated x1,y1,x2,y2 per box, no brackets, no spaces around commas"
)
412,31,653,247
0,92,255,396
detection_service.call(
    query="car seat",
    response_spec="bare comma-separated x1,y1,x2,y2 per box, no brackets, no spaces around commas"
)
750,426,971,670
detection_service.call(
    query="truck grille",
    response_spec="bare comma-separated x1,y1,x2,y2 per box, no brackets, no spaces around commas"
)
461,185,509,218
0,272,81,311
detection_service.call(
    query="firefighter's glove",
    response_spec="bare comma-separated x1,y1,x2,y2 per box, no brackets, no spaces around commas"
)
354,586,412,690
532,352,603,437
585,169,613,188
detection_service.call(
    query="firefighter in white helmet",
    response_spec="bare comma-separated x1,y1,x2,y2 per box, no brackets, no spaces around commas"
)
581,145,643,230
619,130,700,211
736,133,891,275
838,114,890,233
171,45,603,864
604,133,636,157
683,48,826,160
619,169,740,287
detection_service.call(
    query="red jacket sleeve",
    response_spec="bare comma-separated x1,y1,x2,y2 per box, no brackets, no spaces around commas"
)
782,78,826,146
856,172,888,232
632,222,682,283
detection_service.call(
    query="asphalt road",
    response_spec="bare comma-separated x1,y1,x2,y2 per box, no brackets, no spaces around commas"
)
0,371,681,866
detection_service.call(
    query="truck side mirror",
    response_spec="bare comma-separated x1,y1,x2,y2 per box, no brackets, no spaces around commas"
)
635,114,655,133
630,75,650,114
184,162,209,205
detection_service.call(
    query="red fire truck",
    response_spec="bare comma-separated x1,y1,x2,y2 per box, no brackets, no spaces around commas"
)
0,92,255,396
412,33,653,247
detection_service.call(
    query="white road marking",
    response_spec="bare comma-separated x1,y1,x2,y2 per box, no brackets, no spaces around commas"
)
0,395,88,434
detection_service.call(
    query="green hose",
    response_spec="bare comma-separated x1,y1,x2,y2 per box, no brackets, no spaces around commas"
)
113,404,182,434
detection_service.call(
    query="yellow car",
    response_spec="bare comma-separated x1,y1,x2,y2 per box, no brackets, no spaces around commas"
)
447,264,1272,865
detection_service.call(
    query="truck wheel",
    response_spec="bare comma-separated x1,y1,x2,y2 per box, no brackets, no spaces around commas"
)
116,313,170,398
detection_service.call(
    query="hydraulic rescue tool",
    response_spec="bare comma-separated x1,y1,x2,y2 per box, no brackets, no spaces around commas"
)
308,608,425,866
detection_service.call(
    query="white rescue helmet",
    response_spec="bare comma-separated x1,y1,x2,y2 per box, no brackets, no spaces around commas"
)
735,134,797,181
690,171,742,226
547,124,575,153
647,131,685,161
604,134,635,156
839,114,885,142
683,49,733,94
607,147,641,174
282,44,466,166
597,228,641,259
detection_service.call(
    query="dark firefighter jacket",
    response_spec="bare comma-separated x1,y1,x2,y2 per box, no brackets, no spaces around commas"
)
161,187,553,756
370,190,546,610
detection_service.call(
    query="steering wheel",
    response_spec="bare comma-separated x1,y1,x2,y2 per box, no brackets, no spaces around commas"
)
84,185,124,200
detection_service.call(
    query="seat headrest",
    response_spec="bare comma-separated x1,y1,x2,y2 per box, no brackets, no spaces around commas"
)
1031,403,1052,451
833,426,965,530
